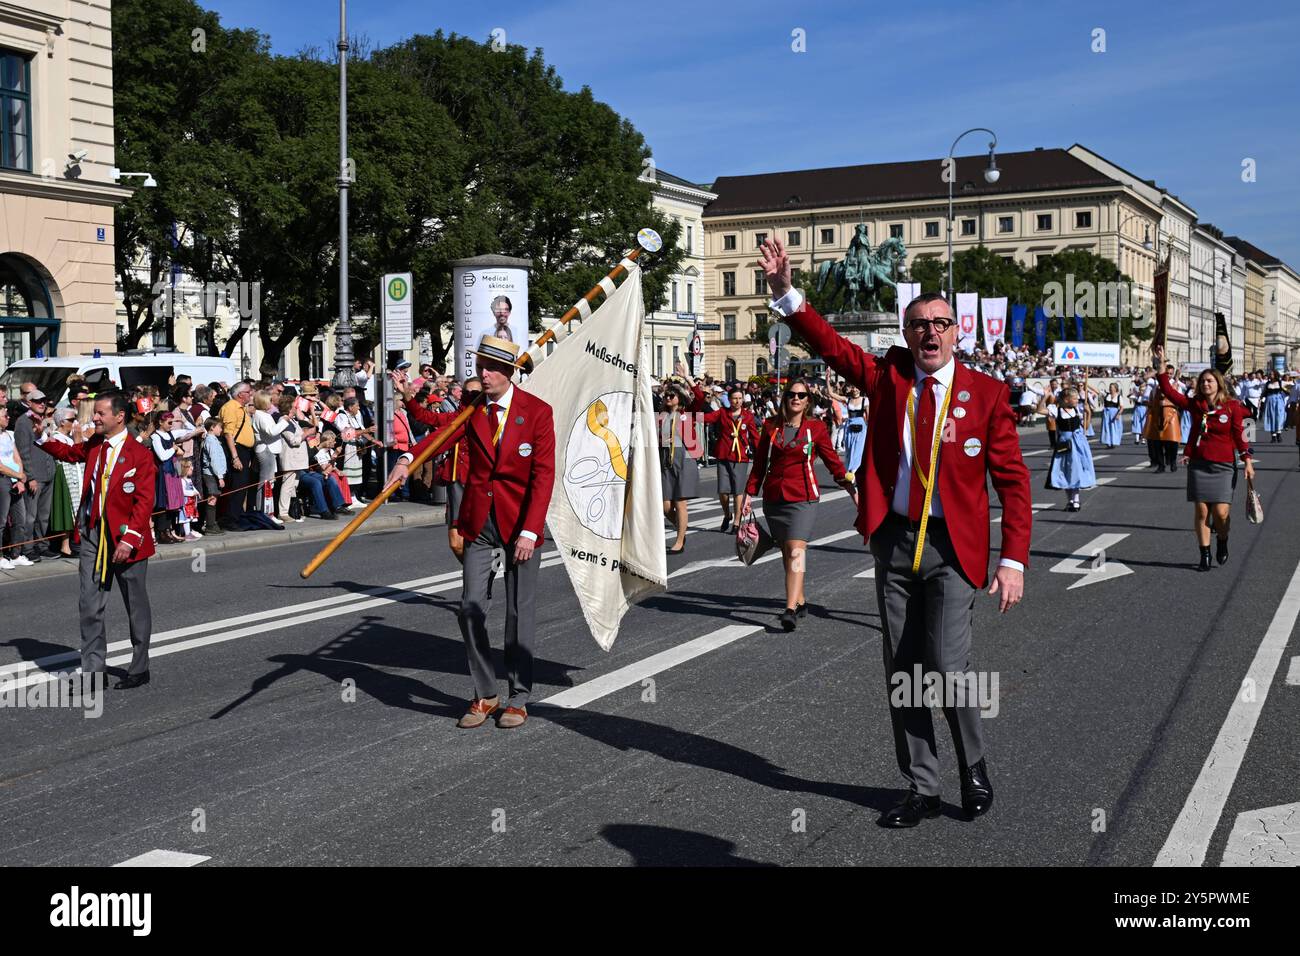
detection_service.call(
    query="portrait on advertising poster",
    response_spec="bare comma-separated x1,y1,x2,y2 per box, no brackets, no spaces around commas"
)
452,265,529,380
491,295,514,342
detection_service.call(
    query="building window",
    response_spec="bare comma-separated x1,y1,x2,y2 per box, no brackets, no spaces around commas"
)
1036,213,1053,231
724,358,737,381
0,50,33,172
656,345,664,377
820,228,834,244
925,221,940,238
756,358,768,376
723,314,736,340
195,326,215,357
309,340,324,379
723,234,737,251
787,230,801,246
686,224,694,251
755,232,767,248
722,271,736,297
686,283,693,314
754,270,766,295
889,224,904,240
671,281,678,312
961,219,976,236
998,216,1013,233
791,267,802,286
1075,211,1092,229
672,345,680,367
151,324,169,348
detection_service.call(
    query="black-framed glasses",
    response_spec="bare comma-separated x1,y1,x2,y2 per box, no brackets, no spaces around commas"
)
784,391,809,400
904,318,956,334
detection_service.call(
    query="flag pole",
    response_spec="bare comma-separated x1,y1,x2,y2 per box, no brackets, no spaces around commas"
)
299,241,652,579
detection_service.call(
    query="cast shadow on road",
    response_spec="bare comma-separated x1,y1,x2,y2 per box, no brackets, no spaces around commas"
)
209,614,585,720
640,590,880,634
598,823,777,866
1,637,78,672
1032,518,1180,534
532,703,903,816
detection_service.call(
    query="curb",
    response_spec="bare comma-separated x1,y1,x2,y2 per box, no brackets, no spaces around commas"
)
0,506,446,586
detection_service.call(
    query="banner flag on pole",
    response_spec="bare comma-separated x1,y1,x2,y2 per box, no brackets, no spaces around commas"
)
1034,306,1048,352
1153,254,1170,350
1010,304,1027,348
895,282,921,334
955,292,979,353
980,296,1008,350
523,264,666,650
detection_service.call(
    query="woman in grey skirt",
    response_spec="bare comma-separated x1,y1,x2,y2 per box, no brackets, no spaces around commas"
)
658,365,708,554
1152,345,1256,572
740,380,855,631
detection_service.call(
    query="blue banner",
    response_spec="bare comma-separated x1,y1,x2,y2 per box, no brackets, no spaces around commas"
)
1011,304,1027,348
1034,306,1047,352
1074,313,1084,341
1058,315,1066,340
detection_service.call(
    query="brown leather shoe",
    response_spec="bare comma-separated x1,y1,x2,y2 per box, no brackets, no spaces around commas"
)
456,696,500,729
496,706,527,729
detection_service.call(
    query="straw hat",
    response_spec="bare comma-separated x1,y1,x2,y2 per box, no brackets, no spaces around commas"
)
472,334,532,372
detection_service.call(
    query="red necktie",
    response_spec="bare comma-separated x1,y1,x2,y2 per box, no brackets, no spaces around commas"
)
908,378,938,522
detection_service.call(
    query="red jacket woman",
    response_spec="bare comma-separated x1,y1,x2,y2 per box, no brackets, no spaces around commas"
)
745,416,846,502
1156,372,1253,464
702,404,760,462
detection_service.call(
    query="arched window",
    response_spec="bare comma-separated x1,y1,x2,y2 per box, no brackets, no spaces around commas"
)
0,253,57,370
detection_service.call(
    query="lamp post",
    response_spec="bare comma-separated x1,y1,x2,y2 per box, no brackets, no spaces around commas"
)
1206,251,1227,367
1116,211,1154,364
331,0,356,389
946,128,999,303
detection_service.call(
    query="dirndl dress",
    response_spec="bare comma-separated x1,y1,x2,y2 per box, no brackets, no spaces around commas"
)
1132,401,1148,435
1261,390,1288,433
1100,400,1123,446
155,433,185,511
842,406,866,474
48,463,75,534
1046,412,1096,490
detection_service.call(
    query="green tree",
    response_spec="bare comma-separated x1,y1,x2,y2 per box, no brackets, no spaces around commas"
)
1024,249,1144,347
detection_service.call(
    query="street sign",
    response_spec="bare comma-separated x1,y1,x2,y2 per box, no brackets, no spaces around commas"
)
768,338,777,358
694,322,720,331
382,272,414,351
770,321,792,347
773,346,789,367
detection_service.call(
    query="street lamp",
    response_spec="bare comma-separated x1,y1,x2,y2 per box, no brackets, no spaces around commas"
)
331,0,356,389
111,168,157,188
946,128,999,303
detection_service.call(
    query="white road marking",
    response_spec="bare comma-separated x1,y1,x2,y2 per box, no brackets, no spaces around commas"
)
1220,802,1300,867
1048,533,1132,589
540,624,764,709
1125,463,1150,471
1092,454,1111,460
854,566,875,579
113,850,210,867
1023,449,1050,457
1286,656,1300,686
1095,476,1117,486
1156,557,1300,866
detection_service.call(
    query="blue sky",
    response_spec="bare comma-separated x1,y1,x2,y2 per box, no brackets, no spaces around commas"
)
203,0,1300,267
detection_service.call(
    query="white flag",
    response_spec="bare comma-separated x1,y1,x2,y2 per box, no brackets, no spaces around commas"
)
895,282,921,334
981,296,1008,350
956,292,979,353
523,265,666,650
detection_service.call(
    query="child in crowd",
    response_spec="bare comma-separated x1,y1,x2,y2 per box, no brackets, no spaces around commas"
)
316,431,353,506
200,418,228,535
178,458,202,541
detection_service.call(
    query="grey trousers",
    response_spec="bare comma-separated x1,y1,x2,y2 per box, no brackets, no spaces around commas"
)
458,511,539,707
19,476,53,557
78,524,153,675
870,513,983,797
0,475,21,557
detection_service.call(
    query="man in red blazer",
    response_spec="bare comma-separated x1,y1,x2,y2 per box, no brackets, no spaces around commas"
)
759,237,1032,827
390,336,556,730
38,390,157,689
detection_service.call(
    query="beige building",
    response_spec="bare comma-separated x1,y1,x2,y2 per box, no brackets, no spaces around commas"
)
702,145,1185,378
646,167,715,379
0,0,131,375
1227,236,1299,372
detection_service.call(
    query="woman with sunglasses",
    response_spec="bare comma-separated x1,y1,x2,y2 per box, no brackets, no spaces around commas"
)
740,379,856,631
658,363,708,555
1151,344,1254,571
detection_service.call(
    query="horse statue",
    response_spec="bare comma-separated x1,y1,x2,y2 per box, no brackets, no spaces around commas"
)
816,225,908,313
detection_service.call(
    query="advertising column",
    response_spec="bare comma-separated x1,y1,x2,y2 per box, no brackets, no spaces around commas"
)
451,255,533,382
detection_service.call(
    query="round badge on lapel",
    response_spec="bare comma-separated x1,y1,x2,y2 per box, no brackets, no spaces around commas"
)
518,442,533,458
1218,414,1228,423
957,390,971,402
122,482,135,494
953,407,967,419
963,437,982,457
515,416,524,425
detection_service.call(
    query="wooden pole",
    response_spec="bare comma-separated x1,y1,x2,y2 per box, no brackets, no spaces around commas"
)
300,244,645,579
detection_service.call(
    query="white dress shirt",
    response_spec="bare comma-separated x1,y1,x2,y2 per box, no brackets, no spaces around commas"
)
771,286,1024,574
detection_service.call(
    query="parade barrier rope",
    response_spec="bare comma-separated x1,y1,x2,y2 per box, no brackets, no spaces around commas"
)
299,244,647,579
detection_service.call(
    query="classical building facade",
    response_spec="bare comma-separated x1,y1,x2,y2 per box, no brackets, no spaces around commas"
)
1189,224,1241,370
1226,236,1300,372
701,145,1170,379
647,167,715,379
0,0,131,376
1240,257,1267,372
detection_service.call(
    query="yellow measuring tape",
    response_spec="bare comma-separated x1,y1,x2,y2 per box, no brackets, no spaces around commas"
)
484,403,508,446
905,382,952,574
94,445,117,585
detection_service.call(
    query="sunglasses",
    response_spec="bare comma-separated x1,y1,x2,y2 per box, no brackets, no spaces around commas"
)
784,391,810,400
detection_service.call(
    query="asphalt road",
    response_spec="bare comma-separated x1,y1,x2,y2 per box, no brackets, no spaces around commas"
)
2,426,1297,867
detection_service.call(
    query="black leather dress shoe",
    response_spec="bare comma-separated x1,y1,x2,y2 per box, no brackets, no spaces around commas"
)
960,758,994,819
114,671,151,690
795,601,807,619
779,608,797,631
880,791,941,828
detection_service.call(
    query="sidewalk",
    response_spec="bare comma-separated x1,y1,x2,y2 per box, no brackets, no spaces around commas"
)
0,501,445,586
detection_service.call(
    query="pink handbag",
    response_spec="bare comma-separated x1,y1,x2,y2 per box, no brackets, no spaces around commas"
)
735,508,775,565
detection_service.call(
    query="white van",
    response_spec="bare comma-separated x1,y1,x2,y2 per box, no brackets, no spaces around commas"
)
0,350,238,404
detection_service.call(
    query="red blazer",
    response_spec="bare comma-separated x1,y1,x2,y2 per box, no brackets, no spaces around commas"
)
1157,374,1254,463
406,401,470,485
745,417,846,501
702,406,760,462
784,299,1032,587
41,432,157,562
405,387,556,546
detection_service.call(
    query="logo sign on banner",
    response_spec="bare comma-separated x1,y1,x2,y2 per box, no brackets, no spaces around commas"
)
981,296,1008,350
382,273,414,351
1053,341,1121,366
452,258,530,381
955,292,979,352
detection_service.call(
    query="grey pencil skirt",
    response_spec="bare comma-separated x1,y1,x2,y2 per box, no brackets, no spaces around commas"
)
763,497,816,543
1186,459,1236,503
716,460,751,496
661,446,700,500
